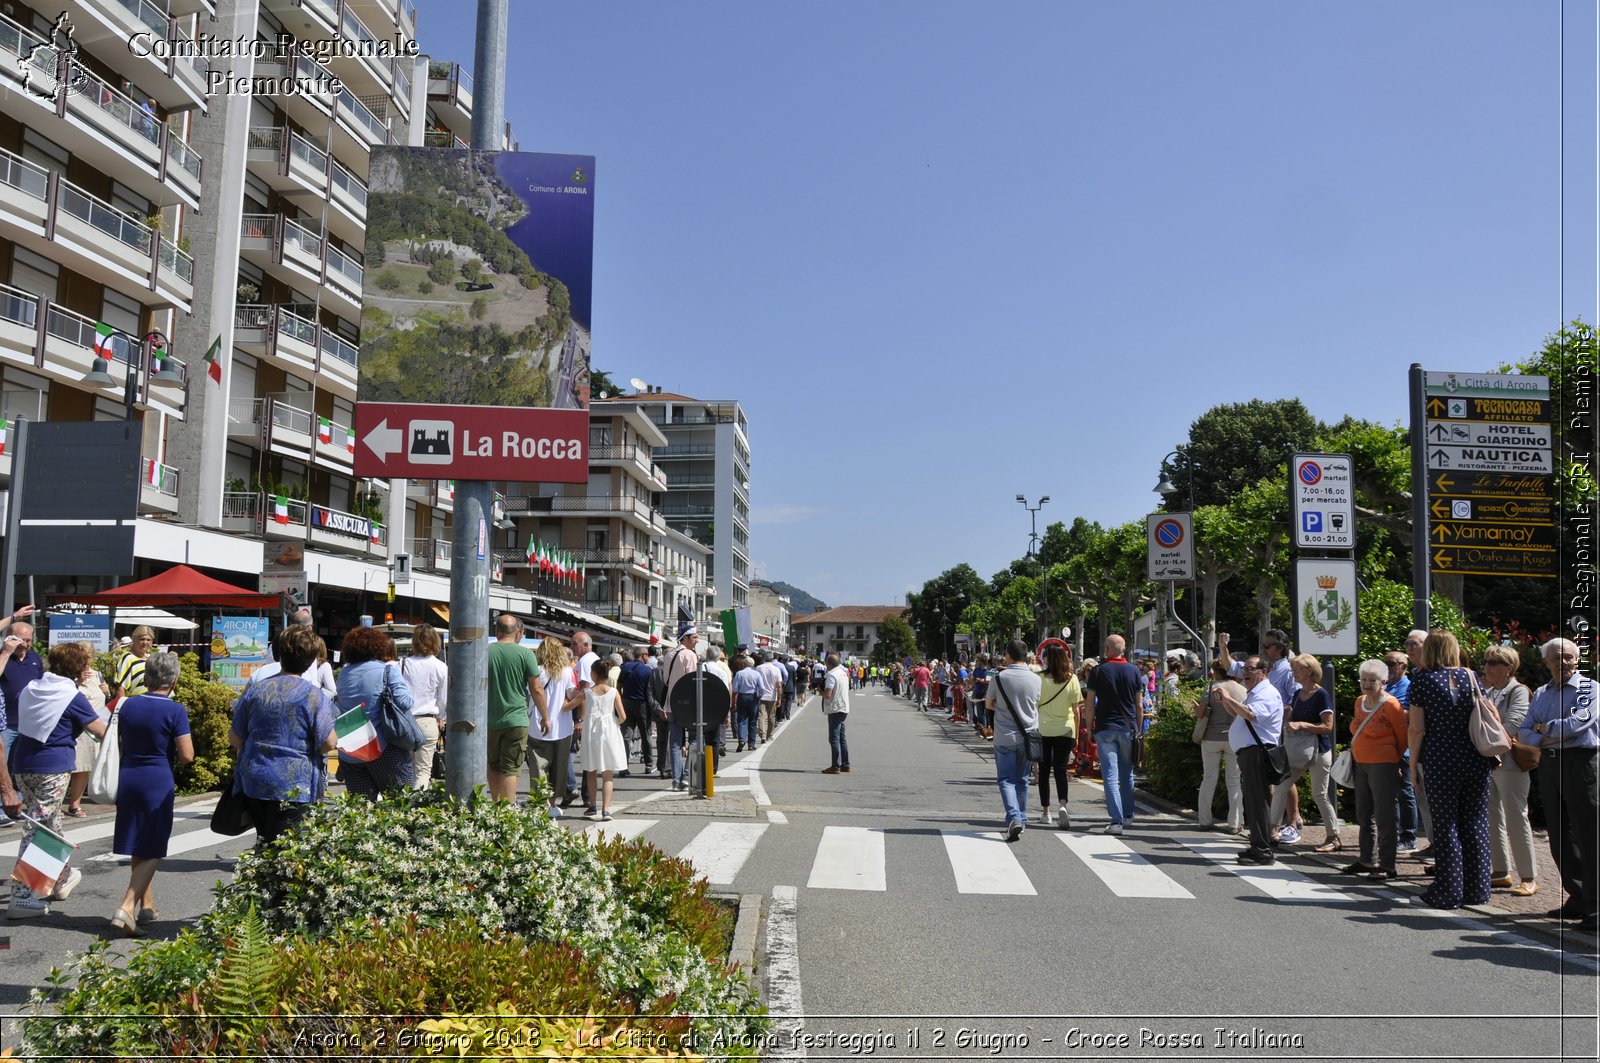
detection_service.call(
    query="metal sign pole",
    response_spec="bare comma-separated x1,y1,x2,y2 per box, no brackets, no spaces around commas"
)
1,418,27,619
694,660,706,798
1408,364,1431,631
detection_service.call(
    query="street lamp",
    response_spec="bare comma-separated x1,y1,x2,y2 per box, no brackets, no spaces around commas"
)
82,328,184,420
1017,494,1050,643
1016,494,1049,558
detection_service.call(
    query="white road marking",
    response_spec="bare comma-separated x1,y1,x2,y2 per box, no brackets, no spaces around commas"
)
58,803,217,847
765,885,806,1058
581,818,655,842
1059,833,1195,898
91,825,251,863
941,830,1036,895
678,821,769,885
806,826,887,891
767,810,788,824
1178,838,1359,903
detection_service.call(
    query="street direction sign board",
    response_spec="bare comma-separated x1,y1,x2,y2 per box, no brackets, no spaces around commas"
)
1424,420,1552,449
1429,471,1552,502
1424,371,1549,404
1290,452,1356,549
1430,542,1559,578
1424,443,1552,474
353,402,590,482
1147,511,1193,581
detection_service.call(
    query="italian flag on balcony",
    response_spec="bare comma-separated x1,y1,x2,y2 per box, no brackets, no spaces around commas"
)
145,459,164,489
580,559,586,587
11,821,75,896
317,416,332,445
334,704,382,761
0,418,9,456
346,428,356,455
93,322,116,359
369,522,382,546
273,495,290,525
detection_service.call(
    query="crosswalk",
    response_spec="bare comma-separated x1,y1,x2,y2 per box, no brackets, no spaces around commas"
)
581,816,1386,905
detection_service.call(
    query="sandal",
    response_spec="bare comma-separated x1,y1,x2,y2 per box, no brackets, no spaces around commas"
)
1314,839,1341,853
64,806,86,818
1511,881,1539,897
1490,876,1514,888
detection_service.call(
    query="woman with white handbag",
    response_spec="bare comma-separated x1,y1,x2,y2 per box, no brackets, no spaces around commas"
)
1341,659,1410,881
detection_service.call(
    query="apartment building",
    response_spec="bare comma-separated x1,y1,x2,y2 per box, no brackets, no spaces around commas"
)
604,390,751,610
748,581,790,650
502,400,710,642
791,606,907,661
0,0,533,637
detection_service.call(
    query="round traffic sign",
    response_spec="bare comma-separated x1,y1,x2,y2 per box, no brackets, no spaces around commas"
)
1298,461,1323,486
1153,518,1185,548
669,668,730,729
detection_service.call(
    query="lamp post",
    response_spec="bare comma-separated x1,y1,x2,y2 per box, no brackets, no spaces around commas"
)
1016,494,1050,644
82,328,184,421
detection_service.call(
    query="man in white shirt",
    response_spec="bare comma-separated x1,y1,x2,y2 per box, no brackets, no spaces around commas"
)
820,652,851,775
756,652,785,744
1220,655,1285,865
662,624,701,791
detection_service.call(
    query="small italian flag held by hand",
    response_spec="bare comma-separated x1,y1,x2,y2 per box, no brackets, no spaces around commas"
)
318,416,332,445
11,822,75,895
273,495,290,525
334,705,382,761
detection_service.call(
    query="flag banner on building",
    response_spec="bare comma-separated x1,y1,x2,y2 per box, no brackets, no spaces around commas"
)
203,334,222,384
92,322,116,360
273,495,290,525
369,522,382,545
334,705,382,761
580,560,586,587
721,607,753,651
0,417,10,456
11,821,75,895
318,417,332,444
525,535,536,564
147,333,166,362
145,459,163,488
345,428,355,454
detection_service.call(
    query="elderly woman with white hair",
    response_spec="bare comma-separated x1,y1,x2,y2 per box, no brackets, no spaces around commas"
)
1342,658,1409,881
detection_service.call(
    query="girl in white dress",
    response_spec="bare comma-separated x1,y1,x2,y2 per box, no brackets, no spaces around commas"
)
580,658,627,820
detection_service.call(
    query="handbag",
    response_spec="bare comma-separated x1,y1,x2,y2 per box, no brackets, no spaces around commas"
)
1511,739,1542,773
993,674,1044,761
371,664,425,752
1331,697,1381,789
1464,671,1512,758
210,778,254,836
86,711,121,804
1244,718,1289,779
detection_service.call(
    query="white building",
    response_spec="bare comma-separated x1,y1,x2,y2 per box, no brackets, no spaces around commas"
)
791,606,907,661
602,391,751,611
748,581,790,650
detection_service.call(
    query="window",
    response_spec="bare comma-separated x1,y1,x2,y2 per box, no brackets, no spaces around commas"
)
855,626,864,638
835,626,843,638
816,626,823,635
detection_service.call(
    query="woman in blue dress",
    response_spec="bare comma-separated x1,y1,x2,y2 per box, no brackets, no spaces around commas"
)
1409,629,1498,909
110,652,192,935
334,627,414,797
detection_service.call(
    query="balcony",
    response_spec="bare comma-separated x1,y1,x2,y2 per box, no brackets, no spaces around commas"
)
41,303,186,417
0,284,39,371
222,491,309,540
318,329,359,390
265,395,314,457
586,600,654,628
324,242,364,305
335,1,393,93
270,305,319,372
313,412,354,469
425,60,472,136
407,479,453,511
334,87,389,152
409,536,451,573
308,502,386,557
588,445,668,490
227,397,262,441
245,127,328,202
139,456,180,515
0,147,48,241
328,158,369,238
654,443,717,460
503,494,661,531
422,130,469,150
253,50,334,129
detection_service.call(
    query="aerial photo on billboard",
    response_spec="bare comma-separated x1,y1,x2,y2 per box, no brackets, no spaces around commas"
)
358,148,594,410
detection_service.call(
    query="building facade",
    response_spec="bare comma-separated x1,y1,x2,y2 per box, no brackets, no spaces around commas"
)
791,606,907,661
603,390,750,610
748,581,790,650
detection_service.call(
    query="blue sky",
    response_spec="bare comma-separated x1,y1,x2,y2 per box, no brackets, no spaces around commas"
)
412,0,1597,610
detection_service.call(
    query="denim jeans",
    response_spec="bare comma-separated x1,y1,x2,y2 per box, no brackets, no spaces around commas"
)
826,712,849,769
735,693,760,749
1396,752,1418,845
669,721,689,786
994,743,1030,827
1095,728,1136,825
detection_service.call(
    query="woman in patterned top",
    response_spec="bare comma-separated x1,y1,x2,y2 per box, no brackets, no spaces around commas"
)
113,626,156,703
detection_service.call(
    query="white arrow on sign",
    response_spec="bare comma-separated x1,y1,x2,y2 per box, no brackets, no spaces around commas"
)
363,419,404,462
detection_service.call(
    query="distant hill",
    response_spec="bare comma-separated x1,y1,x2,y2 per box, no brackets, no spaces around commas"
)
757,580,828,616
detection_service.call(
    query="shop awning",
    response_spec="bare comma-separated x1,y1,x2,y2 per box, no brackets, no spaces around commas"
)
52,565,279,609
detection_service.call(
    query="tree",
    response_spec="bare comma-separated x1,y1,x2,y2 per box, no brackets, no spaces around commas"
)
905,564,987,658
874,615,917,663
427,254,455,285
1162,399,1323,509
460,257,485,285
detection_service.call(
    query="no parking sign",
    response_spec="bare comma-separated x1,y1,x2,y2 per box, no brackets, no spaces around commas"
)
1146,512,1194,580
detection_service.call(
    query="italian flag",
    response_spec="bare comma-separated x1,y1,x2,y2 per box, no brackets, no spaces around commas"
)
369,522,382,545
334,705,382,761
11,823,75,895
93,321,116,359
538,542,550,575
203,334,222,385
524,534,536,564
580,559,586,587
345,428,356,455
145,459,163,488
0,417,9,456
273,495,290,524
317,416,332,444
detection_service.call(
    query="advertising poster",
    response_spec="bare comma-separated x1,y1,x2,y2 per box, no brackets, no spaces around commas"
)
359,148,594,412
210,616,272,691
47,614,112,654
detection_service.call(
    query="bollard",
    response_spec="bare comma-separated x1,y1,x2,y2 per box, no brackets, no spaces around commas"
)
704,745,715,797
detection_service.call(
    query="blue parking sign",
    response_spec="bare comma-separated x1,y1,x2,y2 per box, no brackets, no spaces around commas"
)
1302,511,1323,533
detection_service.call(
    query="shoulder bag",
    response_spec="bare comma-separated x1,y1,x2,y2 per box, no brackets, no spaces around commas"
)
371,663,425,752
1463,670,1512,758
1244,717,1290,780
210,776,254,836
993,673,1044,762
1330,697,1382,789
1193,683,1214,743
86,710,121,804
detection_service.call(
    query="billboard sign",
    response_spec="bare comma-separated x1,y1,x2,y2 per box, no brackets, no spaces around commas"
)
47,614,111,653
358,148,594,443
210,616,271,691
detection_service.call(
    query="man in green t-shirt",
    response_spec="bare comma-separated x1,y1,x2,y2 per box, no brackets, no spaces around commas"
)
487,613,543,801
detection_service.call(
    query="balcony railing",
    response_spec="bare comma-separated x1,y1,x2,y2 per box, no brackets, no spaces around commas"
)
222,491,261,522
282,217,323,259
158,238,194,283
115,0,167,36
325,244,363,289
240,212,274,240
45,303,103,353
73,66,161,148
0,282,38,329
234,303,271,330
0,146,48,200
320,330,358,366
270,398,313,436
57,182,153,255
505,496,657,522
277,306,318,348
143,458,179,498
329,160,368,209
336,88,389,144
422,129,468,149
165,130,202,180
290,130,329,172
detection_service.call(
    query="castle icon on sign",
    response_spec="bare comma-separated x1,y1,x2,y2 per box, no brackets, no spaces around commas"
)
407,419,454,465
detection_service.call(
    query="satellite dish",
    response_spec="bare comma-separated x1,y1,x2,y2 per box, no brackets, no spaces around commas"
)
629,377,648,392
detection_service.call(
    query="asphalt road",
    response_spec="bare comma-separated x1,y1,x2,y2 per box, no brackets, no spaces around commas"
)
5,684,1597,1063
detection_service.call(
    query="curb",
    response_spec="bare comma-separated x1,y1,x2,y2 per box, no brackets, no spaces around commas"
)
721,890,762,973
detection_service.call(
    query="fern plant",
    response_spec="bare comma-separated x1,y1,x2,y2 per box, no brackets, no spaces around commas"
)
211,902,282,1048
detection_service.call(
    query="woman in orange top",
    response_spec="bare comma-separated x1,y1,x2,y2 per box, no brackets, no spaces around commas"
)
1343,658,1410,880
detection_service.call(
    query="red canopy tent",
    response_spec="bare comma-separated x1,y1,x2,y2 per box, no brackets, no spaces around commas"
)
53,565,279,609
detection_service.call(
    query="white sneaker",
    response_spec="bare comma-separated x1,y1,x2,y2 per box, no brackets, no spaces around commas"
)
547,804,563,819
48,868,82,902
1280,825,1302,844
1040,805,1052,824
1056,805,1071,831
7,891,48,919
1099,823,1124,835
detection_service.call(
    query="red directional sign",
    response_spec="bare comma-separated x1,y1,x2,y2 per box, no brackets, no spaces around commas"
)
353,402,590,482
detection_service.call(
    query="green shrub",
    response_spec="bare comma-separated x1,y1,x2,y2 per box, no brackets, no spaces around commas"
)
94,650,237,794
376,268,402,291
1140,687,1206,812
592,834,734,964
417,278,433,294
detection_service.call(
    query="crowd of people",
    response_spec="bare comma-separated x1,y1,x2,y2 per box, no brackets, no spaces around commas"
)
881,625,1595,931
